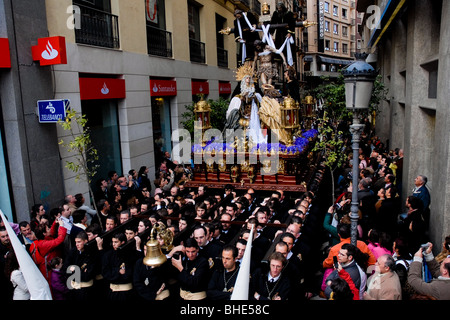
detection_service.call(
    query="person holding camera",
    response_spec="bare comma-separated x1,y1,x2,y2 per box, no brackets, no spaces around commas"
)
323,243,365,300
407,242,450,300
170,238,209,300
28,217,67,283
323,195,351,247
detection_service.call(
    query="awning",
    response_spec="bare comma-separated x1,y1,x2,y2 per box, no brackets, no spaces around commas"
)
218,81,231,95
318,55,353,65
303,55,314,62
79,77,126,100
192,80,209,95
150,79,177,96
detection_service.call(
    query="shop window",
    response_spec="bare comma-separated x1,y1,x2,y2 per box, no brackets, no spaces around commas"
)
82,99,122,185
152,97,172,168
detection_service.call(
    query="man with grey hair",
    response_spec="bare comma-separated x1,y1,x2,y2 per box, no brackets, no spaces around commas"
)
363,254,402,300
413,175,430,206
412,174,431,225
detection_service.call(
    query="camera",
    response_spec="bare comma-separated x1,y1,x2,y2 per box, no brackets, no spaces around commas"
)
333,256,339,269
172,252,183,260
421,243,429,252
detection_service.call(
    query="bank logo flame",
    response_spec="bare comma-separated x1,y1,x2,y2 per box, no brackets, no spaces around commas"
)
41,41,59,60
101,83,110,95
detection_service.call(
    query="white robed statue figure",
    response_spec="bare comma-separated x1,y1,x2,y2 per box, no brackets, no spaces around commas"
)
224,64,266,145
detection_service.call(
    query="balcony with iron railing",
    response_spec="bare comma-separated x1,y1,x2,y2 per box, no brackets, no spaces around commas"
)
74,4,120,49
217,47,228,68
147,25,173,58
189,38,206,64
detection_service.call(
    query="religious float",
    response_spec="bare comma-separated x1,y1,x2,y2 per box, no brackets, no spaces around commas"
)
185,2,321,193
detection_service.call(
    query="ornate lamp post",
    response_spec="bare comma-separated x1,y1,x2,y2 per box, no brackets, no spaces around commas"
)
342,53,377,246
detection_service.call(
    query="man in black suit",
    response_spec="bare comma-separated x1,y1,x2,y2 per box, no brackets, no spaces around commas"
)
207,245,240,300
250,252,291,300
94,178,109,203
217,213,239,245
233,9,260,64
193,225,223,272
269,2,297,60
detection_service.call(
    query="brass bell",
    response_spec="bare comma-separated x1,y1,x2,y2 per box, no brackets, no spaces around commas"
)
143,228,167,267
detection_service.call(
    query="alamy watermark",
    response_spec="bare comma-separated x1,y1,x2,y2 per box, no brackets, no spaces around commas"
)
66,5,81,30
365,5,381,30
66,265,81,289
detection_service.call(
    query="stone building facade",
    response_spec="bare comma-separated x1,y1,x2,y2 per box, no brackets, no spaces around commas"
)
357,0,450,247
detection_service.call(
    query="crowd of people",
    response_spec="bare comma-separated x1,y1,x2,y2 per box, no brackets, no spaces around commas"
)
1,131,449,302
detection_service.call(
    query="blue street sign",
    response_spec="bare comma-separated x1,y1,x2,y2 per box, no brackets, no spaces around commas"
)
37,99,69,123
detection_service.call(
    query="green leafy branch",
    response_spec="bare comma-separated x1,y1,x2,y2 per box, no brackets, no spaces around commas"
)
58,109,102,228
312,112,348,202
58,109,99,184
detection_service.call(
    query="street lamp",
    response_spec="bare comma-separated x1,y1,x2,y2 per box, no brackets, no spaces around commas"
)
342,53,377,246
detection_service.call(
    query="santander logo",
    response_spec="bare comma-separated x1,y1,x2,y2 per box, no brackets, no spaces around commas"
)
101,83,110,95
32,36,67,66
41,41,59,60
151,82,176,94
150,80,177,96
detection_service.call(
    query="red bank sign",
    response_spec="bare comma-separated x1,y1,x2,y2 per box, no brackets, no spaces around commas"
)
31,36,67,66
219,82,231,94
79,78,126,100
150,79,177,96
0,38,11,68
192,80,209,95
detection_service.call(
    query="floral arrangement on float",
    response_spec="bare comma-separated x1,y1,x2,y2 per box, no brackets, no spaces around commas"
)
191,128,318,155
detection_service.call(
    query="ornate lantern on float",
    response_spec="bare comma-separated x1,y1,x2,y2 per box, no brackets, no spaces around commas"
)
304,95,315,116
280,95,300,146
194,95,212,146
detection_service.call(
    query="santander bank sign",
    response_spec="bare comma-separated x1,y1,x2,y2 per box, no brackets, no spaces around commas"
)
150,79,177,97
32,36,67,66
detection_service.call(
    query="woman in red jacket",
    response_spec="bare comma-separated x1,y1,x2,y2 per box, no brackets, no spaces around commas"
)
29,218,67,283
